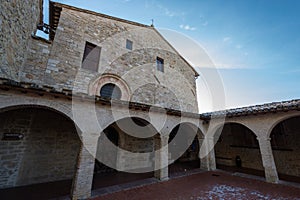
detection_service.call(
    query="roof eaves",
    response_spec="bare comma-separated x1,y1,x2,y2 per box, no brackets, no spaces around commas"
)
50,1,150,28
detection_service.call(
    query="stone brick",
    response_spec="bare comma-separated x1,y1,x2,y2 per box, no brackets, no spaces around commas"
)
0,108,81,189
0,0,41,80
18,5,198,112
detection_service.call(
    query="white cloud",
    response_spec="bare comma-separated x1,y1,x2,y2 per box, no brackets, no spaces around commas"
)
156,4,185,18
180,24,197,31
157,4,176,17
223,37,231,43
202,21,208,26
236,44,243,49
164,8,175,17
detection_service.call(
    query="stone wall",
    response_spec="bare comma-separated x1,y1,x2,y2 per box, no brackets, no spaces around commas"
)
21,6,198,112
0,0,41,80
95,121,156,172
116,122,155,171
272,117,300,177
20,38,51,85
0,108,80,189
118,132,154,171
214,125,264,171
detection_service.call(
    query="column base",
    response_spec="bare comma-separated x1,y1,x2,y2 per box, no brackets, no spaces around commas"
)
265,169,279,184
71,192,91,200
158,177,169,181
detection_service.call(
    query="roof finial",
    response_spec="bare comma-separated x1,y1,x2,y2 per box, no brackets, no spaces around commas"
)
151,19,154,27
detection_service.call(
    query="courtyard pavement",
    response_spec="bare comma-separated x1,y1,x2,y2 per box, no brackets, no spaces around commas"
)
94,171,300,200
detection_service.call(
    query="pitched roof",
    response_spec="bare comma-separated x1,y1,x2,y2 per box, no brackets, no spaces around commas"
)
202,99,300,119
49,1,150,37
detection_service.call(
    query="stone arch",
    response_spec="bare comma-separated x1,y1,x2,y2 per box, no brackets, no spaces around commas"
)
96,105,176,137
0,100,73,122
167,119,203,135
211,120,259,140
168,122,204,174
267,112,300,138
0,101,85,137
92,116,159,190
0,105,82,199
269,114,300,183
89,73,131,101
213,122,264,176
99,111,156,134
1,104,71,124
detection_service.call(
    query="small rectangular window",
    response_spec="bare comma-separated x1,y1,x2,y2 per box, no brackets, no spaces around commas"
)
82,42,101,72
156,57,164,72
126,39,133,50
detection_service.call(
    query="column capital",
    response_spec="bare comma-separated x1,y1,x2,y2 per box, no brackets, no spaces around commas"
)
205,136,215,141
158,133,169,142
161,134,169,139
257,136,271,142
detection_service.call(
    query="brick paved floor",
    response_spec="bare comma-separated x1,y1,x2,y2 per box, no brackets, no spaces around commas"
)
95,171,300,200
1,164,300,200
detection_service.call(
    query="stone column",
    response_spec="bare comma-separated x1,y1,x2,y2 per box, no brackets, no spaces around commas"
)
71,133,99,200
154,134,169,181
257,136,279,183
200,137,216,171
198,138,208,170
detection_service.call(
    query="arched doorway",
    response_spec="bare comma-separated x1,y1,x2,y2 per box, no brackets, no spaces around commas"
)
92,117,158,189
270,116,300,183
214,123,264,176
0,106,81,199
168,123,203,176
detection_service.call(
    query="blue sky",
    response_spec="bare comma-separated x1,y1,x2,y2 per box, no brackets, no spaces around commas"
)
43,0,300,112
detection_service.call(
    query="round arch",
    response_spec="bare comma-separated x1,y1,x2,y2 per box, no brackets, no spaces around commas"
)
1,104,72,123
168,122,204,174
167,119,203,136
0,105,82,199
214,122,264,176
269,115,300,183
267,112,300,138
0,103,83,136
92,116,159,189
211,121,258,140
95,116,159,171
89,73,131,101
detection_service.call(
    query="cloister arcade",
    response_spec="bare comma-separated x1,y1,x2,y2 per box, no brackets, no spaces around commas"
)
0,86,299,199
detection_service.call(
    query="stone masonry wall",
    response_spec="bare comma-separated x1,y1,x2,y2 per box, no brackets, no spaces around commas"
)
214,126,264,171
20,38,51,84
272,117,300,177
116,124,155,171
118,133,154,171
21,7,198,112
0,108,80,189
0,0,41,80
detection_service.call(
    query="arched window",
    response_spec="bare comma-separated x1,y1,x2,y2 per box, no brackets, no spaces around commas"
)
100,83,122,99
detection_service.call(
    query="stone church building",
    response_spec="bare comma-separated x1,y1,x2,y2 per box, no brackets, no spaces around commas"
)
0,1,299,199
